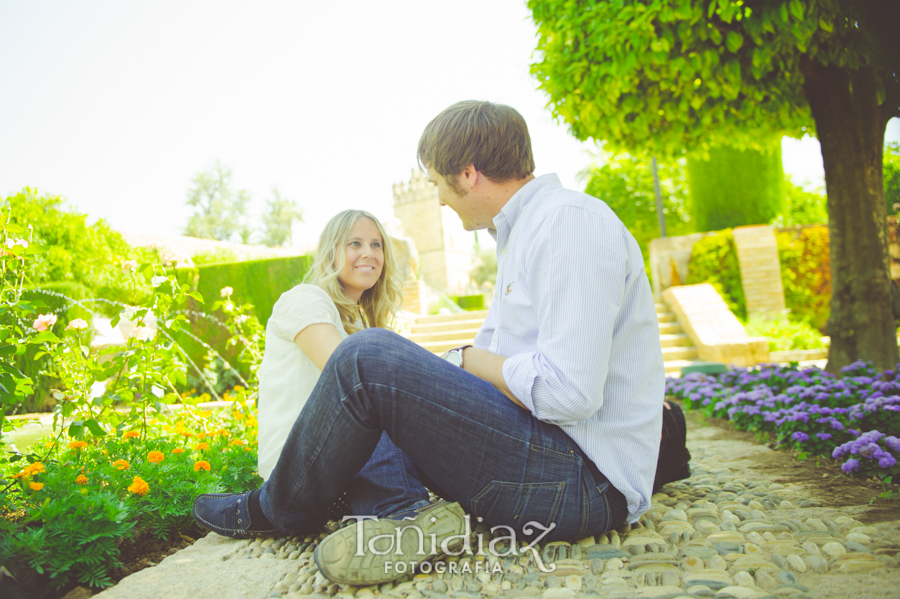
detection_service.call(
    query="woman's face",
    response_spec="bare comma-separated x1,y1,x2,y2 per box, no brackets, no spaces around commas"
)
337,217,385,302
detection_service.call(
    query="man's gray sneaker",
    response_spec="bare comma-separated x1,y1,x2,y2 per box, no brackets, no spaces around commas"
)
314,501,468,585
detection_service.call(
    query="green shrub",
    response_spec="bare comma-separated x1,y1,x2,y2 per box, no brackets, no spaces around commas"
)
770,176,828,227
173,255,313,389
886,142,900,215
191,247,239,266
583,153,692,278
6,189,152,313
685,230,747,320
12,283,93,414
776,226,831,332
687,141,785,232
451,295,485,311
745,312,828,352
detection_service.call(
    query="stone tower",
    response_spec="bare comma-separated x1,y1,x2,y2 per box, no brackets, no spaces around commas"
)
392,169,475,295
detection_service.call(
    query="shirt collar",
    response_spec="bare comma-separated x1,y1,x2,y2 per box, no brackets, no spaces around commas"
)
490,174,561,240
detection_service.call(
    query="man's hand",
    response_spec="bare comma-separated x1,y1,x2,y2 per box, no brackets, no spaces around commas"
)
457,346,527,410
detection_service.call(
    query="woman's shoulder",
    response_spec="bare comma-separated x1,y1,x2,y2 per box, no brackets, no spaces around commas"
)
279,283,333,303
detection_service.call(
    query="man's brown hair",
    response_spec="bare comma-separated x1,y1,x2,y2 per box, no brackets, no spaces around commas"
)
417,101,535,183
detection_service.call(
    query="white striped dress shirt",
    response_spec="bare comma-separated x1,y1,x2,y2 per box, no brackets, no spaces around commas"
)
475,174,665,522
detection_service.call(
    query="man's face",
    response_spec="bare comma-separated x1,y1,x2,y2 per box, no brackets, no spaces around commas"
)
427,167,485,231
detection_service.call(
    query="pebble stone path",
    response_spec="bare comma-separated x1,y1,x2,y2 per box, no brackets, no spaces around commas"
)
95,423,900,599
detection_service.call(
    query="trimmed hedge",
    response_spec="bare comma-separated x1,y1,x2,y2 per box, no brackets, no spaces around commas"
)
687,141,785,232
451,295,485,311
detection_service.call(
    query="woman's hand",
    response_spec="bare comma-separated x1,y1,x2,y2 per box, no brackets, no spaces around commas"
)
294,323,343,370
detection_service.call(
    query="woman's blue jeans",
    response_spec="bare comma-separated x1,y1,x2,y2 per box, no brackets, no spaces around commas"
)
259,328,625,541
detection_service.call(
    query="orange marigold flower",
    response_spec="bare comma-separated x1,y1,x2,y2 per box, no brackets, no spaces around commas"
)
229,439,245,446
196,432,207,440
44,441,56,449
127,476,149,496
13,470,28,479
246,418,258,427
28,462,46,475
29,481,44,491
193,460,211,472
194,442,209,451
112,459,130,471
123,431,140,439
181,432,194,438
76,474,88,485
244,447,253,452
68,440,89,450
233,412,245,420
147,451,165,463
171,448,185,454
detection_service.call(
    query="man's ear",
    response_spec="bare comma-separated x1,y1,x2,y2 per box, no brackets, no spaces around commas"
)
460,164,479,188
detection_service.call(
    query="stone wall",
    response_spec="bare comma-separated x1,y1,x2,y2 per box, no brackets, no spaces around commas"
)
889,216,900,281
731,225,786,315
648,232,717,300
392,169,475,295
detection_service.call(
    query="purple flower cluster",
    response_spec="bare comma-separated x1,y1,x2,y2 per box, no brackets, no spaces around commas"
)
666,361,900,478
832,431,900,472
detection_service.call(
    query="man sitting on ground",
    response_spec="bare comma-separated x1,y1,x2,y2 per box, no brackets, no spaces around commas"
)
192,100,664,585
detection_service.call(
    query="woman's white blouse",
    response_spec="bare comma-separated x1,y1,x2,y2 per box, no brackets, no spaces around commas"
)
256,284,347,480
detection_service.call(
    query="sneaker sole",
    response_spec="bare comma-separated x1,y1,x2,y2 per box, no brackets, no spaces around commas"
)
314,502,467,585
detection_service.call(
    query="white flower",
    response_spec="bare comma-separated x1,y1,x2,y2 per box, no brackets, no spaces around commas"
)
33,313,57,331
132,326,155,341
220,286,233,298
5,238,28,249
122,260,138,271
65,318,89,331
51,390,65,400
151,275,168,288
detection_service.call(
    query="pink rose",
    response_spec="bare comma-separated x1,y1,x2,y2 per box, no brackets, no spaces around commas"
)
33,314,57,331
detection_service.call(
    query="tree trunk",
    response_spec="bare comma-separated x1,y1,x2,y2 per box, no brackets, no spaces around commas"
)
801,58,899,373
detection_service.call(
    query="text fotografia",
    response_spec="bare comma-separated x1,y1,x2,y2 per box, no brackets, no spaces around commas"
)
342,514,558,574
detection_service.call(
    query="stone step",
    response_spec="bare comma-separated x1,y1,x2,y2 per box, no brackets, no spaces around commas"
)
655,303,668,314
662,346,699,361
410,319,489,334
657,312,677,324
660,333,692,348
408,328,482,344
413,310,490,325
658,321,684,335
664,359,702,375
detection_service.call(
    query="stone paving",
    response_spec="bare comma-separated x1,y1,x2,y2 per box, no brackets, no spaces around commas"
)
95,422,900,599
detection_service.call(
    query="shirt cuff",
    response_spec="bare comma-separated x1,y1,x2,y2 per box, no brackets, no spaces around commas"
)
502,352,539,415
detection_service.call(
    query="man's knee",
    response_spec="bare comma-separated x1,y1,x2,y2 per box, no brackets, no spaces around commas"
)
332,327,402,364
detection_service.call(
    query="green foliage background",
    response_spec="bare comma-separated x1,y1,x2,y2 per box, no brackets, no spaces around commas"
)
776,226,831,331
685,230,747,320
583,153,692,274
173,255,313,383
6,189,151,310
886,142,900,215
687,141,785,231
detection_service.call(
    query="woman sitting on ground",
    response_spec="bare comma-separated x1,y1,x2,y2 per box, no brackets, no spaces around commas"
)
256,209,429,518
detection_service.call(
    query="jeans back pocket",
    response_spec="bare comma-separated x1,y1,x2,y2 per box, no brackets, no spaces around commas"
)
470,480,565,538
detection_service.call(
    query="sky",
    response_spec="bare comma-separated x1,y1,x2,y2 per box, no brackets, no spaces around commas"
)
1,1,898,250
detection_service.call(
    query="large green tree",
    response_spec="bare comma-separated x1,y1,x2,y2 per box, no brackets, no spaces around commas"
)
184,161,251,242
529,0,900,372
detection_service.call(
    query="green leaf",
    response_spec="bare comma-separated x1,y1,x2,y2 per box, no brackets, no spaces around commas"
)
30,331,61,344
23,244,48,255
819,18,833,33
188,291,204,303
780,2,789,23
84,419,106,437
726,31,744,53
789,0,804,21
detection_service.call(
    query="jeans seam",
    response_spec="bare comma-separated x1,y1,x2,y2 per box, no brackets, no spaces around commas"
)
598,486,612,532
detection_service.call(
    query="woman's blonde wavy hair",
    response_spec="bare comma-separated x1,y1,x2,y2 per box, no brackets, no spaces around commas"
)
302,210,403,335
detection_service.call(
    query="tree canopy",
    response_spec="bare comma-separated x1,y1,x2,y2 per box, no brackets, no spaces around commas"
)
529,0,898,158
184,161,251,242
261,188,304,247
529,0,900,371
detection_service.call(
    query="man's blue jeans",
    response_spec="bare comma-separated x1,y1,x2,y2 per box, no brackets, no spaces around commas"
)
259,328,626,541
